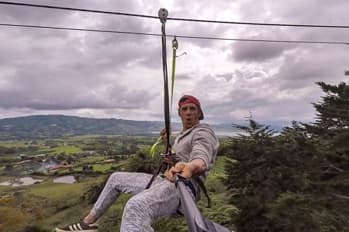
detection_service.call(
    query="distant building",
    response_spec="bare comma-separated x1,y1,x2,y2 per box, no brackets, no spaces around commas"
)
103,159,115,163
35,154,47,158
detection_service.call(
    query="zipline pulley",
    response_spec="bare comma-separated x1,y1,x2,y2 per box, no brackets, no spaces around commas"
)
158,8,168,24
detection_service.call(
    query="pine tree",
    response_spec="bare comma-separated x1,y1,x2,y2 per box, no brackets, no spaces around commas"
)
223,120,277,232
303,82,349,230
224,120,325,231
224,82,349,232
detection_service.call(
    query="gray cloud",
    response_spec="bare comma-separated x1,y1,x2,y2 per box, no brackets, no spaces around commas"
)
0,75,153,110
176,73,194,81
0,0,348,125
232,42,292,62
0,2,71,24
231,26,298,62
217,73,233,82
237,0,349,24
0,21,156,111
273,46,349,90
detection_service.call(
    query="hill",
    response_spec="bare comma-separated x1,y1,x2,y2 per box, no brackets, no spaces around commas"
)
0,115,166,139
0,115,287,140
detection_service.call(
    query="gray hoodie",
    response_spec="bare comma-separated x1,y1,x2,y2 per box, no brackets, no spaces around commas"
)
173,123,219,180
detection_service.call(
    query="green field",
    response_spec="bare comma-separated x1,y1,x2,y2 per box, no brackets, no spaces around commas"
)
0,135,235,232
50,145,82,154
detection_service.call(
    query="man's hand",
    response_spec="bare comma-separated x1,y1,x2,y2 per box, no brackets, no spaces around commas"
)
165,159,207,182
160,128,171,142
165,162,193,182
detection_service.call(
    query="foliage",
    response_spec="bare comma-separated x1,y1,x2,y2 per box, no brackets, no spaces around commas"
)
123,147,162,174
82,175,111,204
23,225,48,232
0,193,52,232
224,82,349,232
0,206,30,232
304,82,349,230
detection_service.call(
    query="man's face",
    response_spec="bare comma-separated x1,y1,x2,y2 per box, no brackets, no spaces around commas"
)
179,103,201,130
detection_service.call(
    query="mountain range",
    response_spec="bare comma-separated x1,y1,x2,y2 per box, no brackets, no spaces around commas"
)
0,115,235,139
0,115,288,140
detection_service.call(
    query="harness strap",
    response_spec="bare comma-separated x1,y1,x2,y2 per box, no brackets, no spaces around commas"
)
193,176,212,208
175,175,211,217
145,155,172,189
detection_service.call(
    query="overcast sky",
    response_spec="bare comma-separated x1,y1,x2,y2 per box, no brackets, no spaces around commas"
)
0,0,349,126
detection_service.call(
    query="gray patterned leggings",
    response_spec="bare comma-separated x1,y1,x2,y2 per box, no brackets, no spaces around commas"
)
90,172,181,232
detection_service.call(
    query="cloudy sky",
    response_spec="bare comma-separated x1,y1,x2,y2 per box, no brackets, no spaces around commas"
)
0,0,349,126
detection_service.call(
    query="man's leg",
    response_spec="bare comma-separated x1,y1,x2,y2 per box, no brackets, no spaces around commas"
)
120,179,180,232
55,172,158,232
87,172,156,222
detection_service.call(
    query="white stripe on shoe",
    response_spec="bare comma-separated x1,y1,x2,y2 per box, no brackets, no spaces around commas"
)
74,224,79,230
55,222,98,232
69,223,80,231
77,223,83,230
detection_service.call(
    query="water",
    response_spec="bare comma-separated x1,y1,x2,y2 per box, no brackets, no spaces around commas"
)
53,175,76,184
215,130,242,137
0,175,77,186
7,159,59,175
151,130,242,137
0,177,43,187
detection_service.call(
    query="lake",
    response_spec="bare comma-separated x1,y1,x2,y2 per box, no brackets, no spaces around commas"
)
0,176,43,187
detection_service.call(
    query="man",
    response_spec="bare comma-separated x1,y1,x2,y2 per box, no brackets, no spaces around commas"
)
56,95,219,232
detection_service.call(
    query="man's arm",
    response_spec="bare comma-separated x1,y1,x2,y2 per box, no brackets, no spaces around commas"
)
165,159,207,182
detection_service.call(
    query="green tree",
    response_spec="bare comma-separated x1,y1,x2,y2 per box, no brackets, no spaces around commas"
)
124,147,161,174
224,120,281,231
302,82,349,230
224,82,349,232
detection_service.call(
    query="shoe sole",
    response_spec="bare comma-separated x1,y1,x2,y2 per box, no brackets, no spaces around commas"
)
55,228,97,232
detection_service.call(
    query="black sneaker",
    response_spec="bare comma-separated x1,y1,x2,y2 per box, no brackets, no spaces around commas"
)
55,221,98,232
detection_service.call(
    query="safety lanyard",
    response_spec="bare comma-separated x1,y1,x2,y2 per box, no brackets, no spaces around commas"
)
150,36,178,157
171,36,178,107
146,8,172,189
159,8,171,155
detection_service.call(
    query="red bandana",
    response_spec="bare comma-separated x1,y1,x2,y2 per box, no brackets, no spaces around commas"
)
178,95,204,120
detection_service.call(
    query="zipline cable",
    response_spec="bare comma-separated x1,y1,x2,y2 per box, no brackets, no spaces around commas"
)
0,1,157,19
1,1,349,29
1,23,348,45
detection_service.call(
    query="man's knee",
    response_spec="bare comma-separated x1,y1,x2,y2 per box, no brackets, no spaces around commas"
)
121,195,154,231
109,172,121,180
124,195,150,216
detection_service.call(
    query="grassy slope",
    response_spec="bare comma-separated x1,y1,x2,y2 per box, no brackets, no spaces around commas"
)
28,175,108,231
1,156,235,231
